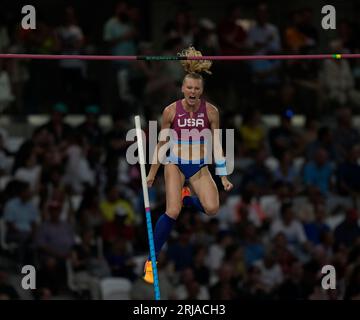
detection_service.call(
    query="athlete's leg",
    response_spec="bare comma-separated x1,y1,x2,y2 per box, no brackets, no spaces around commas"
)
182,187,205,213
144,164,185,283
164,164,185,219
189,166,219,216
150,164,184,259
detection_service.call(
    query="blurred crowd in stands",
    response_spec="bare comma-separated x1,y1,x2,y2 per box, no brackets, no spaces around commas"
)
1,1,360,300
0,1,360,116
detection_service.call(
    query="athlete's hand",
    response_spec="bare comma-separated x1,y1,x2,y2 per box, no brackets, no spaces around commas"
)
221,176,233,192
147,174,156,188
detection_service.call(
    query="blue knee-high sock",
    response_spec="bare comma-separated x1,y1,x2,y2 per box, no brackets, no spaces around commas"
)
149,213,175,260
183,196,205,213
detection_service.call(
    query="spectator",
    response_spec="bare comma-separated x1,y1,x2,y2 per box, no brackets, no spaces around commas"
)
268,110,299,159
0,271,19,300
40,165,65,211
239,109,265,156
298,117,318,155
167,226,194,272
260,180,292,222
241,223,265,268
163,9,196,48
3,181,39,264
333,107,360,162
238,265,270,299
254,250,284,293
334,209,360,248
284,7,317,54
273,151,299,186
14,149,41,193
0,61,14,113
77,187,104,236
235,190,266,229
77,105,104,185
209,263,238,299
270,202,310,258
217,3,247,56
39,102,73,146
303,147,334,196
106,238,136,280
319,40,360,108
206,228,234,272
315,230,335,261
56,6,86,111
224,244,247,282
305,126,338,162
104,112,132,182
191,246,210,286
12,127,54,175
160,37,186,98
241,148,273,195
129,42,177,111
77,105,103,146
332,20,359,55
303,203,330,246
62,133,95,194
247,3,281,55
272,232,297,275
298,8,318,50
216,3,250,112
69,228,110,299
103,1,137,102
276,260,307,299
215,190,237,232
249,5,282,98
100,184,135,226
36,199,75,293
7,26,30,114
337,144,360,196
284,10,312,54
250,58,282,89
25,21,59,112
174,267,209,300
195,19,219,56
103,1,137,64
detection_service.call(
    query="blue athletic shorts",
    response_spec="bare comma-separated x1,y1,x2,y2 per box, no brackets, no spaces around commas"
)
167,153,208,180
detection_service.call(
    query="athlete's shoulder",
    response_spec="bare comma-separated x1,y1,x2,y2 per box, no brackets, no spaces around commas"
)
163,102,177,114
162,102,177,122
205,102,219,116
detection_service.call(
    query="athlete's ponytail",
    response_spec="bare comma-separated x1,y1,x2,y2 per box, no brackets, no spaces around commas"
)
178,46,212,75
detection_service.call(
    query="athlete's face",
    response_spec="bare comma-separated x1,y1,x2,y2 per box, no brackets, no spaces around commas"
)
182,77,203,107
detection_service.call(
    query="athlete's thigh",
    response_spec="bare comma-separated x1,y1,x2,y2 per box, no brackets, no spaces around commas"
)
189,166,219,209
164,163,185,216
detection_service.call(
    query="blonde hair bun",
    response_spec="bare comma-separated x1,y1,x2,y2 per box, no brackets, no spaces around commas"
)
178,46,212,74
